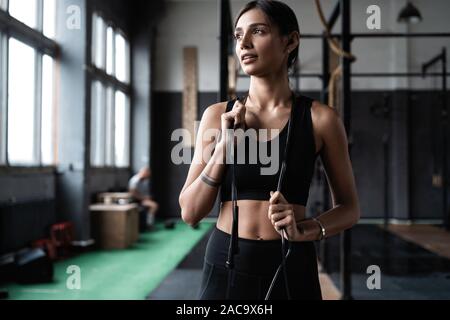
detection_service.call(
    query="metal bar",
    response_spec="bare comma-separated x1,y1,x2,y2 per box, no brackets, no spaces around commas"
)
383,95,391,228
3,28,8,166
327,1,340,31
352,32,450,38
0,9,59,57
383,133,389,227
87,64,131,95
406,91,412,221
37,0,43,33
300,32,450,39
422,52,445,75
321,33,330,101
320,32,330,273
0,32,7,165
421,48,449,230
239,72,450,78
34,51,43,165
86,5,94,170
34,0,44,165
352,72,450,77
340,0,353,301
442,47,448,230
218,0,230,102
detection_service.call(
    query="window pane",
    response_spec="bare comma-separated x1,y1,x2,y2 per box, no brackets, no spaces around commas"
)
105,87,114,166
106,26,114,75
114,91,129,167
115,32,129,83
90,81,106,166
93,14,106,69
1,0,8,11
43,0,56,39
9,0,38,29
41,55,54,165
8,38,36,165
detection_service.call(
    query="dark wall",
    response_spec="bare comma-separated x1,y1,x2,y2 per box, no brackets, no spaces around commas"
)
153,90,450,222
410,91,449,221
88,169,131,200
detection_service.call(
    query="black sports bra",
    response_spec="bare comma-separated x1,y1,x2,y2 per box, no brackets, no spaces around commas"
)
220,94,319,206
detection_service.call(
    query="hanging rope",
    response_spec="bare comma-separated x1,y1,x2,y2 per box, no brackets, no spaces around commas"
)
314,0,356,61
328,65,341,109
314,0,356,108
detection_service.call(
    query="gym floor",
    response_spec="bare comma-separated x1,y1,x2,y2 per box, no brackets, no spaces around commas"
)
151,223,450,300
1,221,214,300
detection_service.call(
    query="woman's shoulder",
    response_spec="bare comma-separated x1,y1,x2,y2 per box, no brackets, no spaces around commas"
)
198,101,229,129
203,101,229,119
310,100,341,131
309,99,348,156
207,101,229,114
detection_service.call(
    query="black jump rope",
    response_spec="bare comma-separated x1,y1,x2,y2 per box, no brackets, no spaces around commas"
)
225,92,306,300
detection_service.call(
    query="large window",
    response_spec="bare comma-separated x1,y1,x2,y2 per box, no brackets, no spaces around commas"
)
7,0,56,38
9,0,38,29
90,13,130,168
7,38,36,165
0,0,58,166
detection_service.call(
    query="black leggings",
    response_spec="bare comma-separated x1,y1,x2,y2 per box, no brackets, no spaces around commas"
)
198,226,322,300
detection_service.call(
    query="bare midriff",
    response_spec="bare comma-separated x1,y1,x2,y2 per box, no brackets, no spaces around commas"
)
217,200,306,240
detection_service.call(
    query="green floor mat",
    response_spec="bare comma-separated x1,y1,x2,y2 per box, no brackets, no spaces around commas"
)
2,220,214,300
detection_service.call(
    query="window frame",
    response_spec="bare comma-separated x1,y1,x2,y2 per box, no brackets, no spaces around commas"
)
89,11,131,169
0,0,59,170
0,31,7,165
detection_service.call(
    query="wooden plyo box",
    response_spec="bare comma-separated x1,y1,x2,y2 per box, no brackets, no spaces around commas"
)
90,203,139,249
97,192,133,205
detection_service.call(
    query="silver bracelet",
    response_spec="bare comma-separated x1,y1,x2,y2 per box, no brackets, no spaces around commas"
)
200,172,221,188
311,217,326,241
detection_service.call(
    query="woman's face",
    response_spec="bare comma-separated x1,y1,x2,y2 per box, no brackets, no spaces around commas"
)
234,8,288,77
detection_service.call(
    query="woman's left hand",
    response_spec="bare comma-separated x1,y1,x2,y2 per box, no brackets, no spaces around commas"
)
268,191,303,241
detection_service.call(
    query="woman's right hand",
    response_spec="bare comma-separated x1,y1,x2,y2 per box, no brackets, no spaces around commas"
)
219,96,247,146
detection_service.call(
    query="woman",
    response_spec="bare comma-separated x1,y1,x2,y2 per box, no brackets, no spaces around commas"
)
179,0,360,300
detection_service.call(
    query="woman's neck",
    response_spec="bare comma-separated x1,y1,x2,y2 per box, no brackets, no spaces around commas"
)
247,73,292,111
